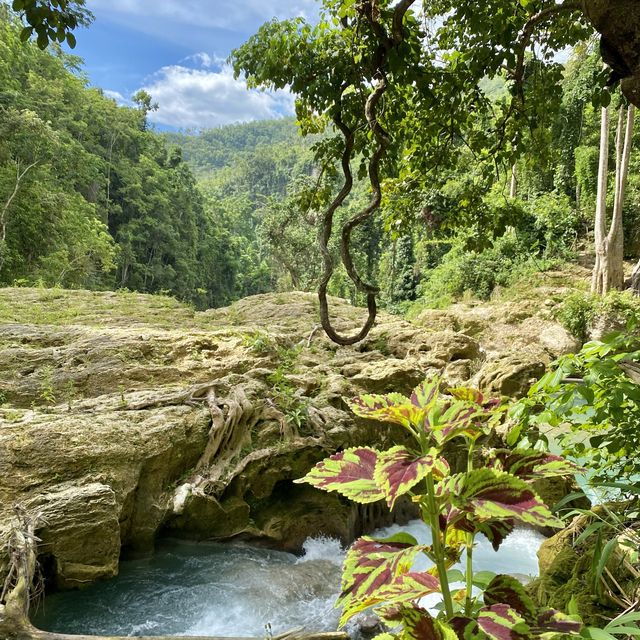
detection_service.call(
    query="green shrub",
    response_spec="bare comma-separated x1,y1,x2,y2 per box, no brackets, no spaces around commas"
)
555,291,640,343
412,233,561,309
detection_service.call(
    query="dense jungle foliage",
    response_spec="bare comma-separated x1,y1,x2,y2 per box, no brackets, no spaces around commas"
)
2,5,639,319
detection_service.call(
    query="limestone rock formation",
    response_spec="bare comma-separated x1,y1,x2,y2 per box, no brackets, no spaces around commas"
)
0,286,576,592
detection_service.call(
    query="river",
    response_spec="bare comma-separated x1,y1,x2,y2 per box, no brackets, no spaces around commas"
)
32,521,546,637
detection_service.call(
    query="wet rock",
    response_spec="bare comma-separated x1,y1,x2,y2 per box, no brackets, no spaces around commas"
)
31,483,120,589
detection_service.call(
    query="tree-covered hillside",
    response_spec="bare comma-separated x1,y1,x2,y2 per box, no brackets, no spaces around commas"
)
165,118,306,175
0,10,274,308
3,2,640,325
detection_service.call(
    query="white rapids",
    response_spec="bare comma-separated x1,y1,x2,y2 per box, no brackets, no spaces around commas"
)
32,523,545,637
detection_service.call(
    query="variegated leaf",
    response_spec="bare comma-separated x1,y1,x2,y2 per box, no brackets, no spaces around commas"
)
337,534,426,626
437,402,482,443
476,604,530,640
441,505,514,552
534,609,583,635
451,616,487,640
374,445,450,509
347,393,424,430
449,386,501,410
372,570,441,609
486,449,581,481
483,575,537,622
295,447,384,503
378,603,457,640
410,378,441,409
448,387,485,404
438,469,564,530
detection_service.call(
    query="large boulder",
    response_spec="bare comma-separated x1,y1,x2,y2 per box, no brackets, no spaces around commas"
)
0,400,210,587
476,355,546,398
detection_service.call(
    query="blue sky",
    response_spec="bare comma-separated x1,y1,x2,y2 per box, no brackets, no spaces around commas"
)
72,0,319,130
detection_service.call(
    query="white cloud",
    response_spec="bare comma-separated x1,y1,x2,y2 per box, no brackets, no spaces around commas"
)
103,89,129,105
140,63,294,129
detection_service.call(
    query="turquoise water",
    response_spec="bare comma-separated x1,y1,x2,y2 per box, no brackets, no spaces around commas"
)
32,523,546,637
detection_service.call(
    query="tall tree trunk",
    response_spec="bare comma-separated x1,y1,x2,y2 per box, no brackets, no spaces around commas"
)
510,164,517,199
592,106,611,294
591,104,635,294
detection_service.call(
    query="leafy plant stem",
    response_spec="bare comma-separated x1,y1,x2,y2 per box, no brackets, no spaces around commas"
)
465,439,476,616
425,471,454,618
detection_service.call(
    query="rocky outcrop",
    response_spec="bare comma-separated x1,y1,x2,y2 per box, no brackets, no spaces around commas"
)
475,354,546,398
0,286,576,592
0,400,210,588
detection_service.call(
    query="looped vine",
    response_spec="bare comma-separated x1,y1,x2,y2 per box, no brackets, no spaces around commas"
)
317,0,416,346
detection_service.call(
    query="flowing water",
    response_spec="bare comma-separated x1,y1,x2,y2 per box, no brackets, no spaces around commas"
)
32,522,546,637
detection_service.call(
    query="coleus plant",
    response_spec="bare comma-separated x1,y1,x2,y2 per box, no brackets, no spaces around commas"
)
295,377,584,640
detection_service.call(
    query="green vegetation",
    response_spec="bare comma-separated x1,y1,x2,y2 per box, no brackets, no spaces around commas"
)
513,332,640,482
0,10,270,308
297,378,590,638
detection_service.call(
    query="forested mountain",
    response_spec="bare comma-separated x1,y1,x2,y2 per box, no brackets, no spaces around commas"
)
165,119,306,175
0,10,270,308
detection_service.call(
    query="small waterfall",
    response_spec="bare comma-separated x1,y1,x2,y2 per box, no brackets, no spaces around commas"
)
32,524,545,637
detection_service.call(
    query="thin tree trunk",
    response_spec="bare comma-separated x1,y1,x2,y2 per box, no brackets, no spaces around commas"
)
591,104,635,294
632,259,640,294
592,106,610,294
1,160,39,243
510,164,517,199
609,104,635,289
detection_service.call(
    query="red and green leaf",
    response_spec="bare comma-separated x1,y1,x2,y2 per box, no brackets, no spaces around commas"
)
375,445,450,509
295,447,384,503
483,575,537,622
337,534,427,626
379,604,457,640
476,604,530,640
534,609,583,635
449,386,502,410
438,469,564,529
486,449,581,481
442,505,515,552
411,378,441,409
373,570,442,609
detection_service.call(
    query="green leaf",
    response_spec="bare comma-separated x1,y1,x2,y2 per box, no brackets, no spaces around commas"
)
66,32,76,48
472,570,497,589
294,447,385,504
594,537,618,588
582,627,619,640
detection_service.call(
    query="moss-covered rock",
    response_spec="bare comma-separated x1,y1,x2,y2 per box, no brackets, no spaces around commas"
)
530,507,640,625
0,286,575,591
